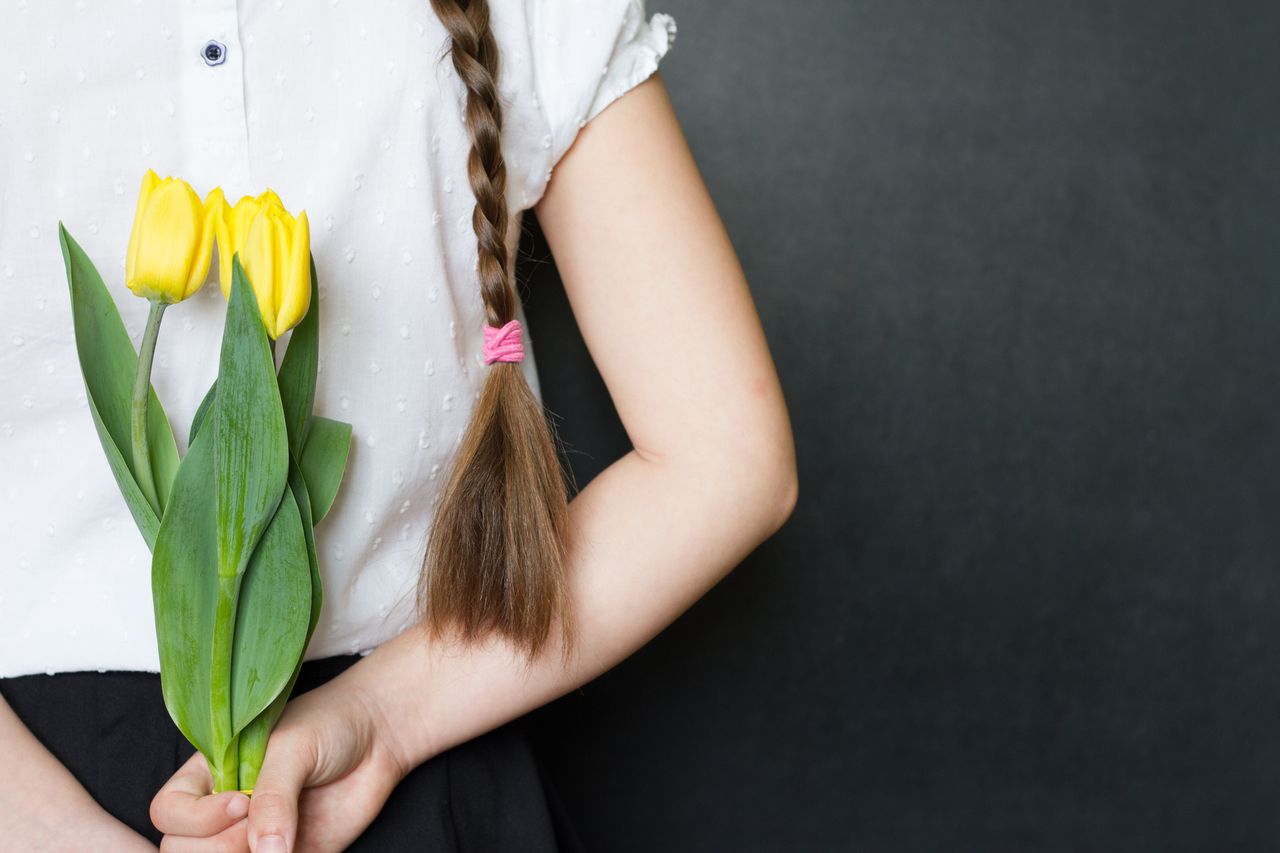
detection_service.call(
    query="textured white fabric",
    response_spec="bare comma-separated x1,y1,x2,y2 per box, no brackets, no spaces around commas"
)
0,0,675,678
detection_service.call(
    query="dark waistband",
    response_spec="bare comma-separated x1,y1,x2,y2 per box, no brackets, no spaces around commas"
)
0,653,364,691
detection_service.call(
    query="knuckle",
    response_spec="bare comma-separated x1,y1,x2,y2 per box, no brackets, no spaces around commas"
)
266,725,311,759
213,834,246,853
248,790,293,828
251,789,289,809
149,794,171,832
267,721,302,745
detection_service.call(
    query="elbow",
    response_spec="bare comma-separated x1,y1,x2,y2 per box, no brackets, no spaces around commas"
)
661,412,798,543
762,409,799,535
765,455,799,537
729,434,798,542
728,419,799,541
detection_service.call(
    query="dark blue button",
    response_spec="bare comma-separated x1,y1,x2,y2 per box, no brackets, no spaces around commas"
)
202,40,226,67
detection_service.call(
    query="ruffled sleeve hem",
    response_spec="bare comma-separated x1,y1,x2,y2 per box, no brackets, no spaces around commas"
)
584,11,678,126
516,2,678,211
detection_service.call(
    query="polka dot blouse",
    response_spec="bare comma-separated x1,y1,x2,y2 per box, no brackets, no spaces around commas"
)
0,0,676,678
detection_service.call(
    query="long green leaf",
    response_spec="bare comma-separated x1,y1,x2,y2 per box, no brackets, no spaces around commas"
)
60,223,180,546
229,479,313,736
283,380,352,528
237,461,324,789
299,416,352,524
277,255,319,458
151,424,220,761
196,254,291,789
237,256,326,790
190,378,217,446
86,390,159,549
152,409,311,789
213,255,289,580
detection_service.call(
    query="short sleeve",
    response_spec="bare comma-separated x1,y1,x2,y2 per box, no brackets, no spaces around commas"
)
520,0,676,203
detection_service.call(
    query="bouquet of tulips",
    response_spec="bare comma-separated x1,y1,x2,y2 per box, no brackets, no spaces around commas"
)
58,170,352,794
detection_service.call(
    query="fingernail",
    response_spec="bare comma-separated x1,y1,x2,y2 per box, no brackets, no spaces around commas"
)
259,835,288,853
226,794,250,819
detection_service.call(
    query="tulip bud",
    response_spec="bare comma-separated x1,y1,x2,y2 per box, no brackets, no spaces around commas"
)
211,189,311,340
125,169,217,303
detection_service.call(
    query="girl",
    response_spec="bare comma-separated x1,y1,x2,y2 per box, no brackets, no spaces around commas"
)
0,0,796,850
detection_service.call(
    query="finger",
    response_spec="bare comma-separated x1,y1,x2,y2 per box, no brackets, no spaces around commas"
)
247,731,315,853
151,751,252,838
159,818,249,853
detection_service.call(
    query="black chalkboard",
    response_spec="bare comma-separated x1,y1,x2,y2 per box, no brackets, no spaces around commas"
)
522,2,1280,850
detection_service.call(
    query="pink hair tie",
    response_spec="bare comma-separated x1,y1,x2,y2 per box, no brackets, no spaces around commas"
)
482,318,525,364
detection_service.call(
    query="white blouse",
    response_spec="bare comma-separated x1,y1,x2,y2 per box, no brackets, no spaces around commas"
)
0,0,676,678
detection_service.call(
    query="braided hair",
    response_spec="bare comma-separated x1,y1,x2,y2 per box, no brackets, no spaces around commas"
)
417,0,573,659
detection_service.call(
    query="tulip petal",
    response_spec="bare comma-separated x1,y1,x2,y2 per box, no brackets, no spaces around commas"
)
243,214,282,339
212,188,310,338
134,178,203,303
270,214,290,336
276,212,311,337
231,195,259,249
256,188,284,209
125,169,161,299
184,188,221,300
221,195,260,300
206,188,231,299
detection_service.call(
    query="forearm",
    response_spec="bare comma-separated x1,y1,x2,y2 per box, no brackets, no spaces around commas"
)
345,446,794,770
0,693,156,850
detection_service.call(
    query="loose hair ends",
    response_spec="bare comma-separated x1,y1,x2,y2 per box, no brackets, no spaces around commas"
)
419,364,573,658
418,0,575,660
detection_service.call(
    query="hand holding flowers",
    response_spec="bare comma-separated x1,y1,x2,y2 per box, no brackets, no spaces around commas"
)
149,662,412,853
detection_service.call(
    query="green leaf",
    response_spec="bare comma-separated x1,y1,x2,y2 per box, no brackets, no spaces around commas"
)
153,257,311,790
229,478,313,737
213,255,289,579
189,378,217,446
85,389,160,549
292,461,324,645
236,461,324,789
59,223,180,548
277,255,319,458
299,416,352,524
151,424,220,762
151,417,311,789
235,255,327,790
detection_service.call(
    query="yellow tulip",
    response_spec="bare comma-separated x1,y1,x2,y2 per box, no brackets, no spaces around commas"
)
210,188,311,340
125,169,218,303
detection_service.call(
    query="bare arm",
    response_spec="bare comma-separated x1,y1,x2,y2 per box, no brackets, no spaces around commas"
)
169,72,798,852
351,71,797,767
0,693,158,851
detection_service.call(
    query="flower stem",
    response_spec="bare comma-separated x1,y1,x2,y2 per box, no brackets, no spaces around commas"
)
239,720,267,792
211,736,240,794
131,299,167,515
210,573,242,793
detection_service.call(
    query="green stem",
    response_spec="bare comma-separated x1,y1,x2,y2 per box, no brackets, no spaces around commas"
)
210,574,242,793
238,717,268,792
130,299,168,515
211,736,240,794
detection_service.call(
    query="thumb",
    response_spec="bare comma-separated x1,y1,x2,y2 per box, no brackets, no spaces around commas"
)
246,731,315,853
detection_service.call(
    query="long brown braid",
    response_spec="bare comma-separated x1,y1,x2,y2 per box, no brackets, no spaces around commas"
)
418,0,573,659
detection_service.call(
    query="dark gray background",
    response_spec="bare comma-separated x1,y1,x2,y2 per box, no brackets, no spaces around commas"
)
519,2,1280,850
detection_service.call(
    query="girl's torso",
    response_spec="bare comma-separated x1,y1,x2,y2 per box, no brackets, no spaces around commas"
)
0,0,674,677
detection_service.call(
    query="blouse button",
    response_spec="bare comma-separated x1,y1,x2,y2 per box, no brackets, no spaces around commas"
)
202,40,227,66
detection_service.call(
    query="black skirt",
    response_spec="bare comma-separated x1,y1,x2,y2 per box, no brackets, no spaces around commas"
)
0,655,584,852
